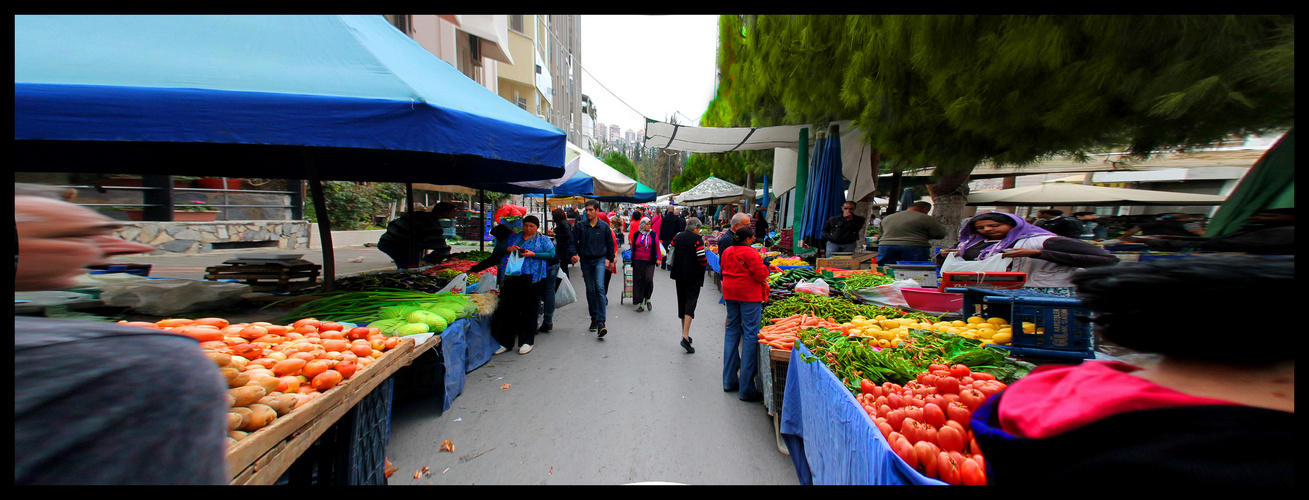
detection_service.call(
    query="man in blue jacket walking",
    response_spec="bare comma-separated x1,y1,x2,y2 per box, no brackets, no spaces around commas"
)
570,200,617,337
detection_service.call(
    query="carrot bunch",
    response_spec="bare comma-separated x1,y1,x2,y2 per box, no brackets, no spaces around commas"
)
758,314,849,351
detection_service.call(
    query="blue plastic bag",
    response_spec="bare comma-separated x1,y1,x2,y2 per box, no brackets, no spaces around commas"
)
505,251,526,275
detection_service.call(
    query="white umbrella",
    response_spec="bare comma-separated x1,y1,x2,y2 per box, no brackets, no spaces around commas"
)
967,181,1229,206
674,176,753,206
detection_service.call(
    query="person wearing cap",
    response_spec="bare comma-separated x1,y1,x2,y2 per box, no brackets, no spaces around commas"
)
376,201,458,269
1131,208,1294,255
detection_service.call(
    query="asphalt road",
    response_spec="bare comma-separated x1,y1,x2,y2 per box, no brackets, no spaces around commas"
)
384,252,800,486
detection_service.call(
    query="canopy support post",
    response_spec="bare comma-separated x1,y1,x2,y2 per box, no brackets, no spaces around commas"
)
302,148,335,292
792,127,809,254
479,189,486,252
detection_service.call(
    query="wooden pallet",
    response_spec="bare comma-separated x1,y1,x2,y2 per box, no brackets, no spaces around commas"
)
204,263,322,293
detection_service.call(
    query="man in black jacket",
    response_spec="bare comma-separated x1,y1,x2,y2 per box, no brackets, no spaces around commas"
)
570,200,616,337
821,201,866,256
658,208,683,269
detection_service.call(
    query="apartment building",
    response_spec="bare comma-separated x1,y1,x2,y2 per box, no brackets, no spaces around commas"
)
384,15,585,149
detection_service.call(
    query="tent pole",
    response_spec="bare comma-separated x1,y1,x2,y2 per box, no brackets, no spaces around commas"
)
301,148,335,292
793,127,809,254
406,183,415,268
479,189,485,252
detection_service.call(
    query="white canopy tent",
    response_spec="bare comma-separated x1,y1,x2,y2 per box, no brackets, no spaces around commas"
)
673,176,755,206
644,119,878,203
966,181,1230,206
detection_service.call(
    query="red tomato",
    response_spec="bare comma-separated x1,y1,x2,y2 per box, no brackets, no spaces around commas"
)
949,364,971,378
919,424,938,447
959,388,986,410
937,452,961,485
860,378,876,395
976,381,1005,399
960,455,987,485
900,417,922,443
877,421,894,440
877,404,892,418
893,439,918,469
887,392,906,409
934,376,961,395
971,452,986,474
908,396,927,409
938,424,965,453
904,406,924,423
319,322,345,332
868,385,883,398
874,395,889,408
929,363,949,372
922,402,947,428
944,418,968,437
969,433,982,456
887,409,906,431
920,373,939,388
347,326,371,340
959,376,974,386
971,371,996,381
946,402,972,430
914,441,939,478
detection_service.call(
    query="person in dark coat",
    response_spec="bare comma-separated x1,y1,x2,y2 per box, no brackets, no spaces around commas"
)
668,217,708,353
376,202,457,269
659,208,683,269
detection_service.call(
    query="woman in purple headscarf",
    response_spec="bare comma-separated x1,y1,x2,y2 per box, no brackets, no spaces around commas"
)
935,212,1119,296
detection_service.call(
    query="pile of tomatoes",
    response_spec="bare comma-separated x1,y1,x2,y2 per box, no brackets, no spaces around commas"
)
854,363,1005,485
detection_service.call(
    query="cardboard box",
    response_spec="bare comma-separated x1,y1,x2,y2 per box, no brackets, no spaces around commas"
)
817,252,876,270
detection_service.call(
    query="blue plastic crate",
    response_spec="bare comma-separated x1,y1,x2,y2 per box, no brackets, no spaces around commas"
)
951,287,1096,360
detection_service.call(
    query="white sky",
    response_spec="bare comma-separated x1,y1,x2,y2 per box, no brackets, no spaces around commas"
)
579,15,719,136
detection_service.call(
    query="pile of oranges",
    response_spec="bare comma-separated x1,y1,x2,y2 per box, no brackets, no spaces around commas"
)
118,316,406,445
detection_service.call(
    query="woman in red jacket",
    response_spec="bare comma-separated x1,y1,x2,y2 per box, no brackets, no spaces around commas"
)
719,227,768,402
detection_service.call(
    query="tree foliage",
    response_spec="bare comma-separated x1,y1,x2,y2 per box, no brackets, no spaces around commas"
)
305,181,407,230
713,14,1295,244
601,151,640,184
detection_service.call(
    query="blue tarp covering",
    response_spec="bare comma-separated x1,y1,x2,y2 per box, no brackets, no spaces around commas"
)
434,314,496,412
780,341,945,485
462,315,498,374
14,15,566,183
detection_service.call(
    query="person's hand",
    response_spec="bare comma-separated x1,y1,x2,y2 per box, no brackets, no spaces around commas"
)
507,245,520,253
938,248,960,254
520,250,535,258
571,255,579,264
1001,248,1042,258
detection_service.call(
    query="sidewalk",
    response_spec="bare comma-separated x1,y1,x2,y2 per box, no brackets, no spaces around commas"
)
105,243,490,280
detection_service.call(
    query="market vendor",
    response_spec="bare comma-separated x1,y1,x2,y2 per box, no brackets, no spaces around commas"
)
468,224,515,284
971,256,1294,486
934,211,1118,296
376,202,457,269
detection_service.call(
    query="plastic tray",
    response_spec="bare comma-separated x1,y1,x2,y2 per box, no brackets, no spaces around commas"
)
900,287,963,313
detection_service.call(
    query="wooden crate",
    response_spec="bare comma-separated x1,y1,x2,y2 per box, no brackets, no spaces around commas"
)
204,263,322,293
226,335,440,485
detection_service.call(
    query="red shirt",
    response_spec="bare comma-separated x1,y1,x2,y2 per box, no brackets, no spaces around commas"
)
998,360,1243,439
720,245,770,302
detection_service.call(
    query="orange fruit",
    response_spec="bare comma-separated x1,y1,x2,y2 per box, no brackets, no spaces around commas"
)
193,317,230,329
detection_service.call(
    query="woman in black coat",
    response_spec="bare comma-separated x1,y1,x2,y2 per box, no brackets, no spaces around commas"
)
668,217,709,353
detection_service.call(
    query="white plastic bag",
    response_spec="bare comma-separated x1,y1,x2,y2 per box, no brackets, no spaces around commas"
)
795,278,831,296
439,273,469,294
475,272,499,294
940,252,1012,274
98,279,252,315
853,278,922,308
554,268,577,308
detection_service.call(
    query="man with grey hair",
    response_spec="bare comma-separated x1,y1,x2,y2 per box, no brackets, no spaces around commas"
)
15,190,230,484
718,213,753,251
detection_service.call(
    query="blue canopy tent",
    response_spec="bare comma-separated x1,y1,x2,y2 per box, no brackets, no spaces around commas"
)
800,130,847,249
14,15,567,286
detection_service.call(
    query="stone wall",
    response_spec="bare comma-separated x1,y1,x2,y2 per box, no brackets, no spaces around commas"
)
111,221,311,255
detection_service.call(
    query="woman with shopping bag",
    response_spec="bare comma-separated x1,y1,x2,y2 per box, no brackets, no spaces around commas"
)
536,208,575,334
629,217,663,312
934,212,1119,296
493,215,556,355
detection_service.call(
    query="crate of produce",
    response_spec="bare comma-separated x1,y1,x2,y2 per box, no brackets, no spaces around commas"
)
951,287,1094,360
885,264,939,287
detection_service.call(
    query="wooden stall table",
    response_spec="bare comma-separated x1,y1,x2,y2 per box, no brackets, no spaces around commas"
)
757,345,792,456
226,334,441,485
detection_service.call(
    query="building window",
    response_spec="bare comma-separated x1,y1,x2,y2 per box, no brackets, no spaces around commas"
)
510,15,524,34
386,15,411,36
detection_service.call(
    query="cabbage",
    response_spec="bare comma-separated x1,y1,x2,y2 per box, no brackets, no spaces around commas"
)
368,318,405,334
406,310,443,327
396,322,430,336
431,307,458,325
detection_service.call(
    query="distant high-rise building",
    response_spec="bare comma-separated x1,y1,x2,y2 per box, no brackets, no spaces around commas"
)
609,124,620,143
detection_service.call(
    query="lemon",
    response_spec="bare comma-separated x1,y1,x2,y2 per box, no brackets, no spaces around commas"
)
1022,322,1037,334
998,327,1012,334
880,320,901,330
875,315,888,321
976,329,994,339
946,327,963,335
878,331,898,341
966,316,985,325
976,322,997,331
877,339,892,348
853,316,867,322
991,332,1012,344
951,320,967,327
896,318,915,326
979,339,995,345
849,329,863,336
959,332,978,339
